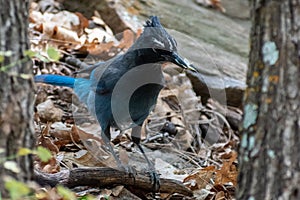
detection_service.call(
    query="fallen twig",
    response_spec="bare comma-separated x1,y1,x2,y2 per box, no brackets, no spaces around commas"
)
34,167,193,196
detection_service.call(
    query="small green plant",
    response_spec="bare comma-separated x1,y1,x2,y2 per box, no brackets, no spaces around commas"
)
57,185,77,200
17,146,52,162
46,47,61,61
1,146,51,199
0,47,60,73
0,51,12,63
24,46,61,63
1,147,52,166
35,146,52,162
4,178,31,200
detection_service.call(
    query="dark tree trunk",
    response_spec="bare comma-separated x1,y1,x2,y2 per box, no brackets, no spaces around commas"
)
0,0,34,196
237,0,300,199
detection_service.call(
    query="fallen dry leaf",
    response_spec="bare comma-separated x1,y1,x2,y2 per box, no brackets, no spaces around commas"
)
209,184,231,199
215,151,238,186
117,29,135,50
184,165,216,190
37,123,59,154
195,0,226,12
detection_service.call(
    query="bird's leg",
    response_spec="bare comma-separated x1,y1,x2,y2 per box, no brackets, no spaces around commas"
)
131,126,160,192
101,127,136,177
101,127,123,169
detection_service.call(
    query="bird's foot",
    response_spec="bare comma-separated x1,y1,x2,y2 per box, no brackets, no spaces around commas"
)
148,169,160,192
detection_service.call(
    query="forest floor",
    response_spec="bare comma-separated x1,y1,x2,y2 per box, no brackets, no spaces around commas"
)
30,0,243,199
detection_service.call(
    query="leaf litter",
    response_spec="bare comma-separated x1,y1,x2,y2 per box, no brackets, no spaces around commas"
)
31,1,242,199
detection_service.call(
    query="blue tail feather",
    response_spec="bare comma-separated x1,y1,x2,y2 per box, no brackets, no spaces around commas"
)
34,75,75,88
34,74,91,105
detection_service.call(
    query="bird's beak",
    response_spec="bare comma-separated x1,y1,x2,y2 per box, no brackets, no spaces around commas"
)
168,52,198,72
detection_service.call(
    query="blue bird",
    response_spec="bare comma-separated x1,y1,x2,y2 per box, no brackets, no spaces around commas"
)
35,16,196,191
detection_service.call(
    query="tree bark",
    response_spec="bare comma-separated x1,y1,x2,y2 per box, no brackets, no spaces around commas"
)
34,167,193,197
237,0,300,199
0,0,34,196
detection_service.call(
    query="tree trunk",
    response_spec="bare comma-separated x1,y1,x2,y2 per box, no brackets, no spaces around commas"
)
237,0,300,199
0,0,34,196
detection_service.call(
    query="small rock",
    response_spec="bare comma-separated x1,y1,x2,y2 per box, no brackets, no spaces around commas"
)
36,99,63,122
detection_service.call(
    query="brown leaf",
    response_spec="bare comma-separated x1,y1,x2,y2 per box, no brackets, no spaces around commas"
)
209,184,231,199
72,126,116,168
37,123,59,154
195,0,226,13
72,125,103,145
35,124,60,174
36,22,81,48
87,41,115,55
215,151,238,186
118,29,135,50
41,157,60,173
184,166,216,190
75,12,89,34
210,0,226,12
50,127,81,148
136,28,143,38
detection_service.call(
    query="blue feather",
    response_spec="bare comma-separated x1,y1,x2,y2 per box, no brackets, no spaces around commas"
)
34,74,91,105
34,75,76,88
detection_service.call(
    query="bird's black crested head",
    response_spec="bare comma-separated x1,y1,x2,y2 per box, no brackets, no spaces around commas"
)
144,16,162,28
128,16,197,72
130,16,178,53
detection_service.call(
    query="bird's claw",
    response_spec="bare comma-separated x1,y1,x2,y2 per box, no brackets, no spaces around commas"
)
148,170,160,192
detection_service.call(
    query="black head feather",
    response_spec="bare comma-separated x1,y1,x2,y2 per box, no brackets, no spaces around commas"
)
130,16,178,52
144,16,161,28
